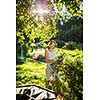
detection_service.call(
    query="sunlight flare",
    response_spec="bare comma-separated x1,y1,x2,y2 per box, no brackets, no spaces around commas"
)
29,0,52,17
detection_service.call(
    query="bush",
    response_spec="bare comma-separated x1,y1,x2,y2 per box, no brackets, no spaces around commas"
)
62,41,83,50
50,49,83,100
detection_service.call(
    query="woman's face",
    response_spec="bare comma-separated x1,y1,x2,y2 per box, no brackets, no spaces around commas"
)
49,42,56,49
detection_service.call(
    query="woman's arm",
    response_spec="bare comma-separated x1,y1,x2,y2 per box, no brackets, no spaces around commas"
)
45,49,54,63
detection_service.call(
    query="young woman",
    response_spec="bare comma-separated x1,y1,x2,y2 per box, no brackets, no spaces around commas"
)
45,40,60,88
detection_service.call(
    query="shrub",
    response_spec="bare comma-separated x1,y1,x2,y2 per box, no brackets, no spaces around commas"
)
51,49,83,100
62,41,83,50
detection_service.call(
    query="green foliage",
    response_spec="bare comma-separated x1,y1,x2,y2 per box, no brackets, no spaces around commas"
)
16,60,46,87
16,48,83,100
16,0,83,45
62,41,83,50
51,49,83,100
16,0,58,45
16,0,83,62
16,0,59,60
16,0,83,99
56,16,83,44
53,0,83,16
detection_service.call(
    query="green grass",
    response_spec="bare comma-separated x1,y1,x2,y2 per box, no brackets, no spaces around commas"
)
16,59,46,87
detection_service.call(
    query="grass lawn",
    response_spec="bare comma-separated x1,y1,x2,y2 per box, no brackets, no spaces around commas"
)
16,59,46,88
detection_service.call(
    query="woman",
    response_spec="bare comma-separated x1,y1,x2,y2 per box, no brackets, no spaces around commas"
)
45,40,60,88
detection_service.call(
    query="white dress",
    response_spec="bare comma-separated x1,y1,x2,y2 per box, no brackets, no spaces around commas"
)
46,50,60,81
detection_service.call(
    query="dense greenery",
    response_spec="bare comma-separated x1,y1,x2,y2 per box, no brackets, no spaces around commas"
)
16,0,57,45
55,49,83,100
16,49,83,100
56,15,83,45
16,0,83,56
16,0,83,100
